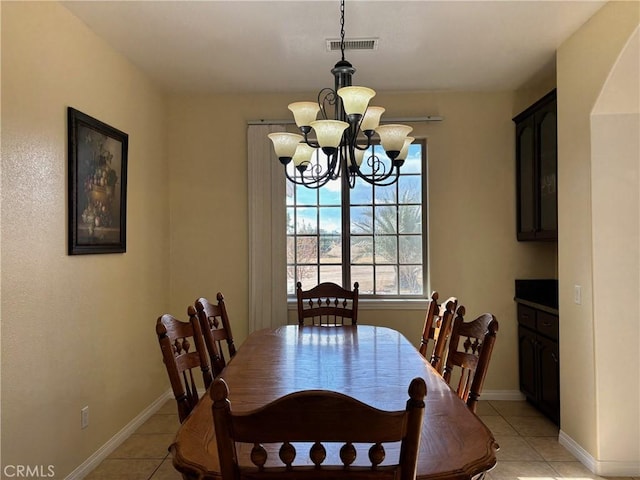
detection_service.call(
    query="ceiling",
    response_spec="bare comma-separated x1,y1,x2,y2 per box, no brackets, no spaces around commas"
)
62,1,606,95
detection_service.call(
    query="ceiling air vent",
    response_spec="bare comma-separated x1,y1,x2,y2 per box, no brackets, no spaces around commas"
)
326,38,379,52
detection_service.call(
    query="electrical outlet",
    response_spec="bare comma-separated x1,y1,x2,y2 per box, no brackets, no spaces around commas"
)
81,406,89,429
574,285,582,305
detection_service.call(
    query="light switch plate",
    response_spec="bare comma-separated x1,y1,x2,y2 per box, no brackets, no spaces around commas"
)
81,406,89,429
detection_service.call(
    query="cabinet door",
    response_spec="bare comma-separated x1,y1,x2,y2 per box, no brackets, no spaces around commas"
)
514,89,557,241
516,118,536,239
536,311,558,341
536,103,557,238
518,325,537,400
537,334,560,424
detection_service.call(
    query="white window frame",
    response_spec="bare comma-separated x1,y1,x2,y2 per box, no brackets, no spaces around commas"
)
248,124,430,327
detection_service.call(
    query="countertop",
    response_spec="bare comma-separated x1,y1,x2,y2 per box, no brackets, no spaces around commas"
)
514,279,559,315
514,297,559,316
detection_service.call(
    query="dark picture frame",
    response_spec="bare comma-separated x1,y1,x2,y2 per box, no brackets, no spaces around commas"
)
68,107,128,254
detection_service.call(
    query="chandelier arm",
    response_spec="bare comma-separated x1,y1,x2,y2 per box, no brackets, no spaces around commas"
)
302,137,321,149
353,164,400,186
347,169,357,188
318,88,337,120
327,152,342,180
348,116,374,151
308,160,336,184
351,151,397,183
299,128,321,149
285,149,344,187
346,121,358,143
364,152,388,176
284,166,334,189
352,136,373,151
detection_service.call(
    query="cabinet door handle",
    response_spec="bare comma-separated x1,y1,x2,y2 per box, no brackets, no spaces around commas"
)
551,352,558,363
542,321,552,327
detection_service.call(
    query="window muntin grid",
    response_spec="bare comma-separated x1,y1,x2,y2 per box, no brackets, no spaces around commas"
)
286,140,426,298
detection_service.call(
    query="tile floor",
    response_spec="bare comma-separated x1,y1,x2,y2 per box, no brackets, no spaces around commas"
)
85,399,638,480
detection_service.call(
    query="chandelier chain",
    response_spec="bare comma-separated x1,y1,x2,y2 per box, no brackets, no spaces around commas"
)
340,0,345,62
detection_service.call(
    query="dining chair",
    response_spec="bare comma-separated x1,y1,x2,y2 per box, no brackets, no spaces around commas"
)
156,310,213,423
194,293,237,377
429,296,458,374
211,375,427,480
296,281,359,326
419,291,440,356
442,306,499,413
418,292,458,373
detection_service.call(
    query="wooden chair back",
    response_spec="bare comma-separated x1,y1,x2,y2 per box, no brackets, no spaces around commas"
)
429,297,458,374
419,291,440,357
195,293,237,377
419,292,458,373
156,310,213,422
296,281,359,326
442,306,499,413
211,376,427,480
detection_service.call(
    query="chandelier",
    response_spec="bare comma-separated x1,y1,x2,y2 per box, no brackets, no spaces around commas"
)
267,0,413,189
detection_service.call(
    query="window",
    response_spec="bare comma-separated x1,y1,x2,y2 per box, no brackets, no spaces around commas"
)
286,140,426,297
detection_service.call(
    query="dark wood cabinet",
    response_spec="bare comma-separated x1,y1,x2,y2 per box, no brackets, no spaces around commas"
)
517,303,560,424
518,325,537,399
513,90,557,241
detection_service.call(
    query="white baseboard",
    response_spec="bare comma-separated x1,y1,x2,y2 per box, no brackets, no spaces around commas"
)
558,430,597,472
479,390,526,401
65,390,173,480
559,430,640,476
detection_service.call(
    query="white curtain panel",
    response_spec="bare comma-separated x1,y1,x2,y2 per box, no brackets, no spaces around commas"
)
247,123,288,332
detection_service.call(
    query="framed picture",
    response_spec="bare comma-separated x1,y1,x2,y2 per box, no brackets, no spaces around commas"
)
68,107,128,254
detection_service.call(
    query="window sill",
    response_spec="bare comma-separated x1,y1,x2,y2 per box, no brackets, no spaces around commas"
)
287,298,428,311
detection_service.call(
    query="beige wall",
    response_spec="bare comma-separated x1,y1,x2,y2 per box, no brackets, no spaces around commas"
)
513,77,558,119
167,90,557,393
591,26,639,465
12,0,640,477
557,0,640,468
1,2,170,476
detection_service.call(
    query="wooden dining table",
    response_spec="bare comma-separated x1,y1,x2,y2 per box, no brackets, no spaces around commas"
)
169,325,498,480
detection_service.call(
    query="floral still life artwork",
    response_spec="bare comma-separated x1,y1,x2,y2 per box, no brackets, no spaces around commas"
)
68,107,128,254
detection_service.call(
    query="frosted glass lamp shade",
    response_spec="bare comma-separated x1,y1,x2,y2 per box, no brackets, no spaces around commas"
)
360,106,385,132
310,120,349,148
337,86,376,116
288,102,320,128
397,137,415,161
376,124,413,153
268,132,303,161
292,143,316,167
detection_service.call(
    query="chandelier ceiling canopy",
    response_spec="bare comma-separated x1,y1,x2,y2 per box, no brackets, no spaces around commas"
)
268,0,413,189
